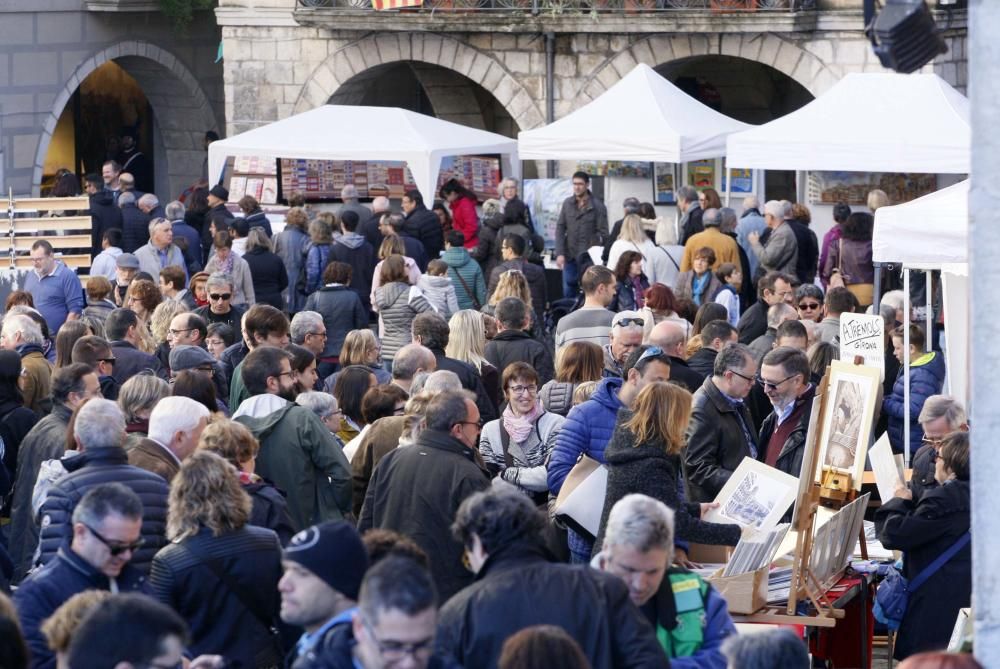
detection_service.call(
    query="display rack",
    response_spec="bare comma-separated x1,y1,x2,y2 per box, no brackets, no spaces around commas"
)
5,189,92,278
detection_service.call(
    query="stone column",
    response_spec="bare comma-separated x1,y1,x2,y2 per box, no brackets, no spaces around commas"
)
970,0,1000,664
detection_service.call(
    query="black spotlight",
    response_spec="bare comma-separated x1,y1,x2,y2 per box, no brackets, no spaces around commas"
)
868,0,948,74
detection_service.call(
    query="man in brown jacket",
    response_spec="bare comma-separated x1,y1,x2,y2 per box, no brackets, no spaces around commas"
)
128,396,209,482
1,314,53,415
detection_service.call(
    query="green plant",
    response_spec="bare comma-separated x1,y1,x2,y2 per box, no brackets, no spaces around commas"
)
159,0,216,30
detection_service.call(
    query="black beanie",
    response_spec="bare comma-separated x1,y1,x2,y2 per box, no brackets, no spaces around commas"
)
283,521,369,600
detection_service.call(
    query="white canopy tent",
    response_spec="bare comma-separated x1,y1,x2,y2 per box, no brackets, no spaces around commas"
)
725,72,970,173
874,180,970,409
207,105,520,204
517,63,751,162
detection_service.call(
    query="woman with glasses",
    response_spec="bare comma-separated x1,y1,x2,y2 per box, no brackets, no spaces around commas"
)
205,323,235,360
698,188,723,211
795,284,825,323
148,450,285,667
539,341,604,417
204,230,255,308
595,381,742,554
188,271,210,308
479,362,564,506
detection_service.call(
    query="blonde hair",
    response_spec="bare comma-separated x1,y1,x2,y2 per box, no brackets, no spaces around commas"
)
41,590,112,654
197,418,260,469
149,298,187,345
445,310,489,370
166,450,251,541
340,329,380,367
867,189,890,212
489,270,532,310
309,218,333,244
573,380,599,405
619,213,647,245
623,382,693,455
379,234,406,260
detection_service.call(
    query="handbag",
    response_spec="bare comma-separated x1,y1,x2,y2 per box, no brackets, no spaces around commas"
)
873,531,971,631
553,454,608,539
181,541,285,668
453,270,482,310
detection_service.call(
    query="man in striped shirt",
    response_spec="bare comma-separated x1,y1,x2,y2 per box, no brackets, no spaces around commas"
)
554,265,616,348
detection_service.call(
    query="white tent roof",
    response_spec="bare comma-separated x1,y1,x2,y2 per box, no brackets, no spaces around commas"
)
207,105,520,203
726,73,970,173
872,179,968,266
517,63,751,163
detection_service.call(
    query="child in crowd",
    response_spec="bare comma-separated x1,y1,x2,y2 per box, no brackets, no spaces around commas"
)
418,259,460,319
713,262,743,327
884,323,946,456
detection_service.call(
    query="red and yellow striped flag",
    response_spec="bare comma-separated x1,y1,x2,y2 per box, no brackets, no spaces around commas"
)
372,0,423,10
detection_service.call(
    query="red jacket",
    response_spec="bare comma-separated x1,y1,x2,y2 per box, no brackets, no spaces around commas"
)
451,196,479,249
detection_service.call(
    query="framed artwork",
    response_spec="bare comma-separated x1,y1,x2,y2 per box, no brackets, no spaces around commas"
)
704,458,799,531
652,163,676,204
807,171,938,205
686,159,716,188
721,167,754,194
816,360,882,490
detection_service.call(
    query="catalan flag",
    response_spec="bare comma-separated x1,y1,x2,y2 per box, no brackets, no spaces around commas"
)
372,0,423,10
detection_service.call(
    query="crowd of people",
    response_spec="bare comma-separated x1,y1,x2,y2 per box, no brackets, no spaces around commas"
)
0,164,973,668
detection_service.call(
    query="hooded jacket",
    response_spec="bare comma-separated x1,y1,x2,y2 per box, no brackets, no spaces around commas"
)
442,247,487,310
417,274,460,319
375,282,433,360
329,232,376,312
304,285,369,358
234,395,352,530
547,377,623,495
884,351,947,455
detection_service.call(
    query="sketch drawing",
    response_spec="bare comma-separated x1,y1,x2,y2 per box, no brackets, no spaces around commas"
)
722,470,793,529
824,379,865,470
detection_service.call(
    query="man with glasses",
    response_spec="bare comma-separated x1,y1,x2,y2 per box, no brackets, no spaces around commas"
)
910,395,968,501
360,390,490,601
70,335,120,401
106,308,165,384
166,312,207,353
15,483,147,669
235,346,352,529
23,239,84,336
484,297,554,385
603,311,645,378
554,171,608,298
37,399,170,574
686,343,760,504
737,271,795,345
194,273,245,330
757,347,815,477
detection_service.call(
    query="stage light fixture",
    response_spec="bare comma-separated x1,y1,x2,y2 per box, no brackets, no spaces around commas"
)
868,0,948,74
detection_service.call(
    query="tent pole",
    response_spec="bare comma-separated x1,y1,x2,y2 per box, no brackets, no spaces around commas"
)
903,268,910,469
872,262,883,315
925,269,932,352
545,32,556,179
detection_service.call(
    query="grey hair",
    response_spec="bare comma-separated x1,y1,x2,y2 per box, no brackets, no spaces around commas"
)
677,185,698,205
918,395,967,429
719,207,738,233
742,195,761,210
501,177,519,190
424,390,473,432
763,200,784,220
702,208,720,227
147,217,171,238
74,398,126,450
880,290,906,313
603,494,675,553
482,199,501,218
766,302,798,329
411,370,462,396
118,374,170,424
611,311,644,338
245,227,272,253
342,184,359,200
2,314,42,345
138,193,159,208
295,391,338,420
148,396,210,446
372,196,390,212
713,342,754,377
795,284,824,303
722,628,809,669
72,482,143,527
290,311,324,345
206,272,233,293
392,344,434,382
779,200,793,219
118,191,136,207
165,200,185,221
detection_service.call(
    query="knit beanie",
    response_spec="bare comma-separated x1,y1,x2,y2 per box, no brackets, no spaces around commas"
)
283,521,369,600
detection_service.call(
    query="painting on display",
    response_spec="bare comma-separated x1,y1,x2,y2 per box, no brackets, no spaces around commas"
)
807,172,938,205
523,178,573,248
575,161,652,178
687,159,716,188
722,167,754,194
815,360,882,490
652,163,677,204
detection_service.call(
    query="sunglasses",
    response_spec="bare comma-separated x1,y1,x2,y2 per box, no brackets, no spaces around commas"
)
209,293,232,301
635,345,665,365
614,317,645,328
83,522,145,556
798,302,821,310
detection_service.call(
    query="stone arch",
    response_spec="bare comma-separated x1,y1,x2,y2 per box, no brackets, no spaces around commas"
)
33,40,221,197
294,33,546,133
571,33,842,112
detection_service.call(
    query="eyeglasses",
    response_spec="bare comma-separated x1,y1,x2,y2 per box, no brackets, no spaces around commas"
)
614,317,645,328
921,436,946,448
209,293,232,301
363,621,434,661
270,371,295,380
728,369,754,383
508,384,538,396
756,374,798,390
306,331,328,339
798,302,821,310
455,421,481,432
167,327,194,337
205,338,225,347
82,522,145,557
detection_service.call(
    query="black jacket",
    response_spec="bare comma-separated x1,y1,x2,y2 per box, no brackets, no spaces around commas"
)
246,479,297,546
205,204,236,259
686,347,718,381
724,230,756,311
172,219,204,275
596,409,741,552
875,480,971,660
14,546,146,669
244,210,273,237
910,443,939,502
666,356,703,394
436,542,669,669
757,385,817,478
358,429,490,601
328,238,376,313
684,377,759,503
37,447,170,574
737,300,768,345
243,247,288,310
358,210,387,251
9,404,72,582
304,285,368,359
148,526,285,667
400,232,430,272
788,219,819,285
431,349,498,423
121,202,151,253
487,258,547,324
484,330,555,386
0,398,38,495
681,204,704,245
110,340,164,384
404,205,444,261
89,190,123,255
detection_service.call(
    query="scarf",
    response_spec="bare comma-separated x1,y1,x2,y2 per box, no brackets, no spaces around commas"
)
691,272,710,306
502,400,544,444
630,275,646,309
217,252,235,276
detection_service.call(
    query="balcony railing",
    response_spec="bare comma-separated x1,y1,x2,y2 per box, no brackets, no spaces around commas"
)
297,0,806,11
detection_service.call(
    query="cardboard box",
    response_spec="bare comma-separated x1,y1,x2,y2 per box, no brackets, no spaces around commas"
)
688,543,734,565
707,566,769,615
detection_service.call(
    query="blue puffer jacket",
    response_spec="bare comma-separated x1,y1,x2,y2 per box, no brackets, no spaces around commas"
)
883,351,946,455
547,377,623,495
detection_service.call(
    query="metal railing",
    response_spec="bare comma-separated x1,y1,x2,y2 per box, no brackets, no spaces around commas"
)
298,0,806,11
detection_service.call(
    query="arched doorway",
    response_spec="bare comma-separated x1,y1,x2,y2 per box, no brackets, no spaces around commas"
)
34,41,220,199
656,55,814,201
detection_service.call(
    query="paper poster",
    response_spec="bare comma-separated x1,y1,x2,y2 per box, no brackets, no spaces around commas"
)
523,178,573,248
869,433,904,503
840,313,885,378
705,458,799,531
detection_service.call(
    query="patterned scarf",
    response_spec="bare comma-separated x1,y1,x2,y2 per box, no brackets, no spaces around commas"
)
502,400,544,443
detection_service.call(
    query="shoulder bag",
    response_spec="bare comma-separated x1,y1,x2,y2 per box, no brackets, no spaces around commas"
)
553,454,608,540
453,270,482,310
873,531,971,631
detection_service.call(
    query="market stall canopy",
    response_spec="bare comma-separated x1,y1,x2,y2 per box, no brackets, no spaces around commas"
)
872,179,968,266
726,73,970,173
517,63,751,162
207,105,520,203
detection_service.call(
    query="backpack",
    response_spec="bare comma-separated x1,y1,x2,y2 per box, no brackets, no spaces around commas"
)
295,241,314,296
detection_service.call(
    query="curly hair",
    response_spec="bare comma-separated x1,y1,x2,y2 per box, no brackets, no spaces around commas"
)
623,382,693,455
149,299,187,345
488,270,532,310
166,450,251,541
452,486,547,555
197,418,260,469
41,590,112,655
124,279,162,316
